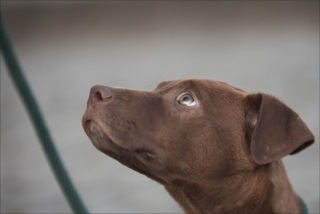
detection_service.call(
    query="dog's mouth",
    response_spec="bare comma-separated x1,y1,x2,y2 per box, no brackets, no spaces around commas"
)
83,118,168,185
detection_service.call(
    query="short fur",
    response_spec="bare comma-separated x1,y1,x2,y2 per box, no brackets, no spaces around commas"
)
82,79,314,213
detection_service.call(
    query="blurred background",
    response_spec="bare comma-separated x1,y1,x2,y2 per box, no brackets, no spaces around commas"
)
1,1,319,213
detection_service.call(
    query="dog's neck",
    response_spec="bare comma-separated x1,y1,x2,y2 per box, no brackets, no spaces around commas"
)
165,161,300,214
269,161,301,213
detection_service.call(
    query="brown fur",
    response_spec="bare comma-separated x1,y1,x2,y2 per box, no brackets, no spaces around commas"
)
82,79,314,213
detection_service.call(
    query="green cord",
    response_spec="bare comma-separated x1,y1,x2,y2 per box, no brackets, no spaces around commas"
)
300,197,309,214
0,15,89,214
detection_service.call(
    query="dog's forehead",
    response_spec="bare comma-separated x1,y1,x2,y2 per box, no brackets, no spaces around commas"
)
153,79,246,95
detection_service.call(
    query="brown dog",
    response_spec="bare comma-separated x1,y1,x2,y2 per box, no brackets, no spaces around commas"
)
82,79,314,213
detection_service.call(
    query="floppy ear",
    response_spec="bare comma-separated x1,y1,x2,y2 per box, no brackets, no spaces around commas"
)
245,93,314,165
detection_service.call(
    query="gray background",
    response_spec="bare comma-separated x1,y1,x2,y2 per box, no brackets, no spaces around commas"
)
1,1,319,213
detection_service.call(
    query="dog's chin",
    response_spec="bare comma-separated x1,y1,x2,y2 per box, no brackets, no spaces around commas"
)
83,120,169,185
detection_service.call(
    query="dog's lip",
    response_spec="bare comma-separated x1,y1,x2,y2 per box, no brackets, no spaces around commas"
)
84,120,112,149
84,119,159,161
84,120,169,185
82,111,113,144
84,119,116,147
83,113,156,153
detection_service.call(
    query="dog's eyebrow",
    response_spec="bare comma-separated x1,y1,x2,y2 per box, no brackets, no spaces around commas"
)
153,79,204,94
216,81,246,93
153,80,182,93
155,81,171,90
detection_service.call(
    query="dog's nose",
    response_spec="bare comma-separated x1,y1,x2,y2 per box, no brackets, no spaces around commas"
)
89,85,113,103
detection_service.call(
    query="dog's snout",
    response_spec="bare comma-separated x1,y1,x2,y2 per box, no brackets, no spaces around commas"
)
89,85,113,103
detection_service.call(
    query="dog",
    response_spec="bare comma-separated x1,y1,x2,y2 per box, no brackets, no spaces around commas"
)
82,79,314,213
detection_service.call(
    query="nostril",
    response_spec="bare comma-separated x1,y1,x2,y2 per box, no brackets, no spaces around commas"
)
93,91,104,102
90,85,113,103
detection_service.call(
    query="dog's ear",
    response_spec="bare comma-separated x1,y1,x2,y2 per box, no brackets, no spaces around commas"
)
245,93,314,165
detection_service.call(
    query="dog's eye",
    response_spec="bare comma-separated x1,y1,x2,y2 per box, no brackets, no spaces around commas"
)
177,93,196,107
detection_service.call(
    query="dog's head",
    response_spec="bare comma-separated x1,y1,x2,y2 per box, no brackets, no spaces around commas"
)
82,79,314,185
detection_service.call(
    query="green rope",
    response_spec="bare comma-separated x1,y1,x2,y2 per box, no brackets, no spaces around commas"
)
0,15,89,214
300,197,309,214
